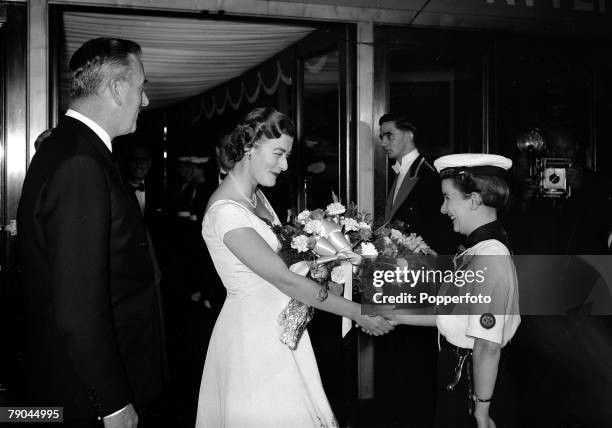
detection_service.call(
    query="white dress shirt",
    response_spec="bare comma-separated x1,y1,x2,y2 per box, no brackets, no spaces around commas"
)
391,148,420,203
65,109,112,153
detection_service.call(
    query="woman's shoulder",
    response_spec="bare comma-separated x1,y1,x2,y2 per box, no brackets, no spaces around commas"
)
470,239,511,256
203,197,256,239
205,185,249,215
206,198,250,218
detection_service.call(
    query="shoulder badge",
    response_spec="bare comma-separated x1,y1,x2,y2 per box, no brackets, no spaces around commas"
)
480,313,496,329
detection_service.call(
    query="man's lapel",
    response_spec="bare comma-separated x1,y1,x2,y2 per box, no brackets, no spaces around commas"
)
385,175,420,223
384,155,426,223
384,175,399,221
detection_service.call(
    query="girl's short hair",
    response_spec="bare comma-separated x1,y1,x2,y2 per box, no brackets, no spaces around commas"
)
441,169,510,210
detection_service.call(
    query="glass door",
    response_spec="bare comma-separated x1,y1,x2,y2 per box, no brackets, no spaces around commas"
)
294,25,355,213
301,48,340,208
0,2,27,406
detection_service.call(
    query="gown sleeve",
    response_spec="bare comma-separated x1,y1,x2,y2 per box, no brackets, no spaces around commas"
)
207,202,254,241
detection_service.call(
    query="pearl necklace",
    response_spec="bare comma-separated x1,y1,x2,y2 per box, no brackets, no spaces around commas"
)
228,171,257,209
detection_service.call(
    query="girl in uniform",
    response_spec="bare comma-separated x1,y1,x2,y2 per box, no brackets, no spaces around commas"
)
389,154,520,428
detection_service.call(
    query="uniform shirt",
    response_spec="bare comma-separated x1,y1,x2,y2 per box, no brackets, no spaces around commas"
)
436,238,520,349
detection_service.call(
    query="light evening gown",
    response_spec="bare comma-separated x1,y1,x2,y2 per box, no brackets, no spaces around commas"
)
195,195,337,427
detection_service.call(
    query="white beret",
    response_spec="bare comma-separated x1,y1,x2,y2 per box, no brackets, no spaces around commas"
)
434,153,512,178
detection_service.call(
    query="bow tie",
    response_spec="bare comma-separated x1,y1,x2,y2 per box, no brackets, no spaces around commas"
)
130,183,145,192
219,172,228,181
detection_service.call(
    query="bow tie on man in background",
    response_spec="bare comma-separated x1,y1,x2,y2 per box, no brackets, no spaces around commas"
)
119,142,153,216
130,182,145,193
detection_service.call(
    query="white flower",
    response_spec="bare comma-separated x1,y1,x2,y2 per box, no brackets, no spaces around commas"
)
297,210,311,225
291,235,310,253
331,265,345,284
326,202,346,216
390,228,404,241
358,221,371,230
383,236,392,245
360,242,378,257
341,217,360,232
304,219,322,235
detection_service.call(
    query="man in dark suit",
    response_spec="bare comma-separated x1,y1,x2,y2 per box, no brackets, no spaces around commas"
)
118,141,167,261
380,113,455,254
203,131,235,187
122,142,152,216
17,38,162,427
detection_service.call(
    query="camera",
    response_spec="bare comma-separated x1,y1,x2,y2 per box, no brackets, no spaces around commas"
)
516,129,572,199
538,157,572,198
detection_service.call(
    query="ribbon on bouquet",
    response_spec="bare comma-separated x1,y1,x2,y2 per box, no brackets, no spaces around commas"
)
319,219,354,337
289,219,355,338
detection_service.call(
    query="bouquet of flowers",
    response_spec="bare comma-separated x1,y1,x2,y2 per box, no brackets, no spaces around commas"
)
271,193,372,349
355,219,437,305
368,219,434,258
269,194,434,349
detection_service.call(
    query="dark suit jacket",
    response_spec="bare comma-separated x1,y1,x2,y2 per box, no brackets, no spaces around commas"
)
122,178,169,266
17,117,163,421
384,154,457,255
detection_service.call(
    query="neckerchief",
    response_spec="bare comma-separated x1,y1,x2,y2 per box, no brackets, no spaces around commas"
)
454,220,512,270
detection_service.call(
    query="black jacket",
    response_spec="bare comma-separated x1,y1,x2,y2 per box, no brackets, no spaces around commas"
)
17,116,163,421
384,154,457,255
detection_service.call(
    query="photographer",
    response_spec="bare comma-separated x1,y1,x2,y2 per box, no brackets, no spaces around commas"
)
510,127,610,255
506,126,612,426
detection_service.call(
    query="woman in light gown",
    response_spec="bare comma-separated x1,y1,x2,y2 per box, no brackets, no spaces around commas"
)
196,107,393,427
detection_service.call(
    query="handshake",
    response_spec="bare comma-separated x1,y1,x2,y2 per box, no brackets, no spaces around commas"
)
353,310,398,336
352,306,436,336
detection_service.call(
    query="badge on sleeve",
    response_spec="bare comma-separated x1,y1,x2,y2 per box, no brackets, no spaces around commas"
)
480,313,496,329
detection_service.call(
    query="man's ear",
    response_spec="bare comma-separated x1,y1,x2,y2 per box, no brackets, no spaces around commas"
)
108,77,124,106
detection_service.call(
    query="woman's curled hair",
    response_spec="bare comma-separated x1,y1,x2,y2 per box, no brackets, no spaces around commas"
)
226,107,295,162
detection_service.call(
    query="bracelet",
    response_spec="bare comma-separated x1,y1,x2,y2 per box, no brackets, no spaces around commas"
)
472,394,492,403
316,286,329,302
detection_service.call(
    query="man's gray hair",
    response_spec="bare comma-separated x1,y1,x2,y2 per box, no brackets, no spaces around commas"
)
69,37,142,100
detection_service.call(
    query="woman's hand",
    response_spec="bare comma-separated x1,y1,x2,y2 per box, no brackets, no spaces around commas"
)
353,314,394,336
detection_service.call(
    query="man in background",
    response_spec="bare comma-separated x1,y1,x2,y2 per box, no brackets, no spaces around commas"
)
379,113,456,253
